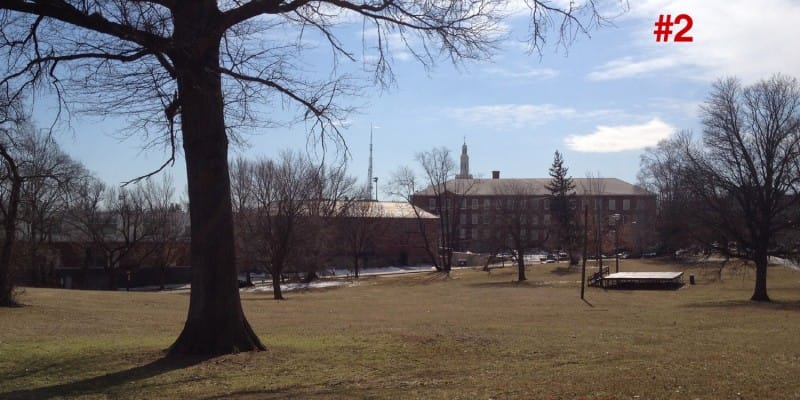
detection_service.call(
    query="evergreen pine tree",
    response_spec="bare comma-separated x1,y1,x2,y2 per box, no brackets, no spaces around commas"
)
545,151,579,264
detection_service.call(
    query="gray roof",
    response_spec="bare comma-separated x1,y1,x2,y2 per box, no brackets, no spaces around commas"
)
414,178,653,197
343,201,439,219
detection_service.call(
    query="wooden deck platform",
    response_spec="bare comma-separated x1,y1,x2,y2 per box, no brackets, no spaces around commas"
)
600,271,684,288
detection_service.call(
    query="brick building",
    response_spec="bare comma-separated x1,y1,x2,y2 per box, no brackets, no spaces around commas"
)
328,201,440,268
415,175,656,254
411,144,657,255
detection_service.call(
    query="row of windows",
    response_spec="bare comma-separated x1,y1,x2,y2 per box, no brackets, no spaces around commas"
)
428,197,647,212
458,228,546,240
431,198,552,210
458,214,551,226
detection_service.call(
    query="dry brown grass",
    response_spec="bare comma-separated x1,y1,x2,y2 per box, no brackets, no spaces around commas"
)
2,258,800,399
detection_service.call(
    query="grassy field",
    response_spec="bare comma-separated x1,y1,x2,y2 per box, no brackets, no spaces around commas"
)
2,259,800,399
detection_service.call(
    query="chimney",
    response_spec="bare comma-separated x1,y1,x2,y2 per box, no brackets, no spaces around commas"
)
492,170,500,179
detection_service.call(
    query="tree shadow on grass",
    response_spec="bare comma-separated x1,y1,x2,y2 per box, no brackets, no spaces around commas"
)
467,280,548,289
0,353,211,400
682,299,800,312
200,387,335,400
549,266,580,276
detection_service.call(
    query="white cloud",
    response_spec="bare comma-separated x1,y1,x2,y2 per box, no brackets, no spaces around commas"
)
565,118,674,152
446,104,576,129
483,66,560,80
588,56,681,81
588,0,800,82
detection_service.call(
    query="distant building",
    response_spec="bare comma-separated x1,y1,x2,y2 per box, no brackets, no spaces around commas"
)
412,143,657,255
328,201,440,268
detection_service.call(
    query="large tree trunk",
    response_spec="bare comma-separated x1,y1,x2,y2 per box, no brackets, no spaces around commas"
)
271,267,284,300
169,5,264,354
0,176,21,307
751,252,770,302
517,256,526,282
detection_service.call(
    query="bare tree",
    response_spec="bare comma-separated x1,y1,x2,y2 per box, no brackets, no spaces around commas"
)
141,174,185,290
67,178,166,290
17,129,87,287
247,152,319,300
678,75,800,302
492,181,548,281
414,147,476,272
296,163,356,283
230,157,258,285
580,172,607,273
638,136,697,256
0,94,27,306
338,194,389,279
0,0,618,354
387,166,440,268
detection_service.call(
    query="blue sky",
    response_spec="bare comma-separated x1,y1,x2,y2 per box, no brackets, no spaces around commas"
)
32,0,800,197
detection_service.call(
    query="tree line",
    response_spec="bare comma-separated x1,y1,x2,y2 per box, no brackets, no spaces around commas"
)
0,101,189,303
230,151,390,300
638,74,800,302
0,110,400,303
389,147,586,282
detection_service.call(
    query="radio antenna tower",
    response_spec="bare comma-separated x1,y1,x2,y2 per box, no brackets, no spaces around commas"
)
367,124,374,200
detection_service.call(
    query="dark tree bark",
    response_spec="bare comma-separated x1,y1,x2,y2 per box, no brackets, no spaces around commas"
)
270,270,284,300
168,4,263,354
0,155,21,307
752,249,769,301
516,254,526,282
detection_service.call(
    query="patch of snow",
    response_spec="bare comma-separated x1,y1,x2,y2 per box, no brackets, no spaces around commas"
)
244,280,350,293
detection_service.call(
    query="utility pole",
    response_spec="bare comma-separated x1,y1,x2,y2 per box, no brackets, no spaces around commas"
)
367,124,374,200
581,205,588,300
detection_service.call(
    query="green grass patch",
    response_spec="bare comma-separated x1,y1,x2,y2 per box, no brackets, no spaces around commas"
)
3,259,800,399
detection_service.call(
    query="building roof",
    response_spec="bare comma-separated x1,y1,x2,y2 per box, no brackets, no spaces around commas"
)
414,178,653,197
344,201,439,219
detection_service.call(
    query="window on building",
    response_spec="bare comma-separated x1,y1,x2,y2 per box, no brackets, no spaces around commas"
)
459,228,467,239
623,199,630,211
637,199,646,210
460,214,467,225
532,215,539,225
472,228,478,239
472,214,479,225
460,198,467,209
608,199,616,211
484,198,491,208
544,214,551,224
532,230,539,240
544,199,550,210
428,198,435,209
472,198,479,209
483,215,490,225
